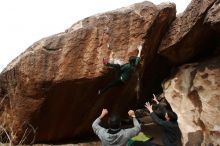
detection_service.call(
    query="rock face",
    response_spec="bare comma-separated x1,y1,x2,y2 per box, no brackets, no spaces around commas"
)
0,1,176,144
162,57,220,145
158,0,217,64
157,0,220,145
1,0,220,145
205,0,220,33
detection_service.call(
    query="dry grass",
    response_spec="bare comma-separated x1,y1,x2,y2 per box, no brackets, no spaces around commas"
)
0,141,101,146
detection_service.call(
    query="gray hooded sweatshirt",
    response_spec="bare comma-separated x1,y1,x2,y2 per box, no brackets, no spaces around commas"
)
92,117,141,146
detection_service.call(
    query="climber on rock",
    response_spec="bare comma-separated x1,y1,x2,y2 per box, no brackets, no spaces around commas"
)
98,44,143,95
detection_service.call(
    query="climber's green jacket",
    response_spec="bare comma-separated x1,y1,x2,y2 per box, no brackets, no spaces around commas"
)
119,57,140,82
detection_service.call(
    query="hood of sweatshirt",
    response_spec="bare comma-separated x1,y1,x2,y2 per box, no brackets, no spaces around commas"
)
102,130,124,145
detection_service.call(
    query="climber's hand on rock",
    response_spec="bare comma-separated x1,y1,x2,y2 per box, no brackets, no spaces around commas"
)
103,58,108,65
137,45,142,51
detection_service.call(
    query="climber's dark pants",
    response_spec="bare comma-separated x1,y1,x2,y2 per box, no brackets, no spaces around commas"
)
99,77,124,95
99,63,124,95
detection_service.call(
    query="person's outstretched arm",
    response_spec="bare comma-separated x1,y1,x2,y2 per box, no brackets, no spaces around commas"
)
137,45,142,58
92,109,108,136
145,102,167,126
103,51,121,69
152,94,160,104
124,110,141,138
132,44,142,66
106,62,121,69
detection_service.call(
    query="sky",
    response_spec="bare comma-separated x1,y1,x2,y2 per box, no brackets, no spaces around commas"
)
0,0,191,72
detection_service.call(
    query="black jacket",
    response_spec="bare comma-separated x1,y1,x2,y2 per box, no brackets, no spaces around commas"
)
150,112,180,146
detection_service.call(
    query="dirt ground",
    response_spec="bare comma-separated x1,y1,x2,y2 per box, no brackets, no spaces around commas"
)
2,115,180,146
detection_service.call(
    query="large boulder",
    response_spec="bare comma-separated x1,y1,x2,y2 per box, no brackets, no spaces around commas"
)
0,1,176,144
157,0,220,145
162,56,220,145
158,0,217,65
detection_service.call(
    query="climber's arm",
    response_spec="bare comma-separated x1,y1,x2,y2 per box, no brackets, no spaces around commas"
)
104,51,121,69
137,45,142,58
132,45,142,66
106,63,121,69
109,51,114,62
